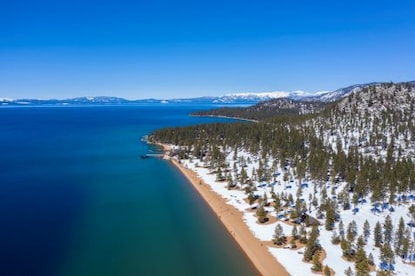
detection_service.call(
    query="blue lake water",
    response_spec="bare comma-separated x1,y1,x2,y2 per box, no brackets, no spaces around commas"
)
0,105,257,276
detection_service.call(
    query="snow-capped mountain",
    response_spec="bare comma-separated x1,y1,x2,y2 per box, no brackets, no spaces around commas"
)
66,96,130,104
0,94,291,106
0,96,156,106
307,82,381,102
212,91,290,103
164,92,293,104
0,98,13,102
2,81,414,106
211,90,331,103
304,81,414,102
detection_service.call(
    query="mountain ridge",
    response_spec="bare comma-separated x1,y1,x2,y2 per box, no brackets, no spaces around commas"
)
2,81,414,106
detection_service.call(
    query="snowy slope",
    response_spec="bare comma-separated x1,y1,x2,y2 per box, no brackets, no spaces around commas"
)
174,146,415,275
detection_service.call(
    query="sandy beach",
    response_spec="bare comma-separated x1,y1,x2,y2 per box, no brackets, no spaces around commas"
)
160,144,288,276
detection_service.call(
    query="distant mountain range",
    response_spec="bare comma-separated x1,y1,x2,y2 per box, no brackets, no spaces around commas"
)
2,81,414,106
0,94,317,106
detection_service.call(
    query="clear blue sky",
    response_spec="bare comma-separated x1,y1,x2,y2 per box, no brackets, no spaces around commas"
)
1,0,415,99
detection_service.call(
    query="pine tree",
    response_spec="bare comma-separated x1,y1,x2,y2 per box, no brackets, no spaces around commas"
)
324,265,331,276
227,174,235,189
299,225,307,244
291,224,298,240
355,242,370,276
409,204,415,221
394,217,405,254
273,224,286,245
374,221,383,247
341,238,352,259
339,220,345,239
363,220,370,241
263,193,268,206
287,193,294,205
216,167,224,181
347,220,358,243
251,167,257,181
312,195,318,207
380,242,395,265
311,250,322,272
383,215,393,242
400,233,410,259
357,235,366,248
240,166,247,184
233,147,238,161
256,205,267,223
325,199,336,230
344,266,354,276
304,225,320,262
274,194,281,212
331,230,341,245
290,235,297,249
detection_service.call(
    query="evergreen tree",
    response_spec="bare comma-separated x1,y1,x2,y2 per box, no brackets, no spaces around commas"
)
383,215,393,242
240,166,248,184
291,224,298,240
394,217,405,254
347,220,358,243
263,193,268,206
227,174,235,189
299,225,307,244
311,250,322,272
290,235,297,249
339,220,345,239
325,199,336,230
324,265,331,276
409,204,415,221
251,167,257,181
344,266,354,276
363,220,371,241
216,167,224,181
304,225,320,262
312,195,318,207
256,205,267,223
380,242,395,265
368,253,374,266
274,194,281,212
248,192,256,208
331,230,341,245
374,221,383,247
287,193,294,205
355,246,370,276
233,147,238,161
341,238,353,259
400,231,410,259
273,224,286,245
357,235,366,248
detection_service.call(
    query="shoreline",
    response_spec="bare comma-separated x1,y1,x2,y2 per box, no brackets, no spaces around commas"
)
190,114,259,123
158,143,288,276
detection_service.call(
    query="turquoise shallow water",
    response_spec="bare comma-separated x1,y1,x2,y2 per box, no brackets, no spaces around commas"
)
0,105,257,276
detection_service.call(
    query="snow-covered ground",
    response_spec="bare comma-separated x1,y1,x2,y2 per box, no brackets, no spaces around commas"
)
176,147,415,276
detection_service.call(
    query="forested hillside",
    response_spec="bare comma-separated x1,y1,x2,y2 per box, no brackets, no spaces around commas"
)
192,98,327,121
149,81,415,275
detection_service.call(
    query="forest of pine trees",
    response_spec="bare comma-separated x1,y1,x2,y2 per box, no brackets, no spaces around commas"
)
149,82,415,275
150,83,415,200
